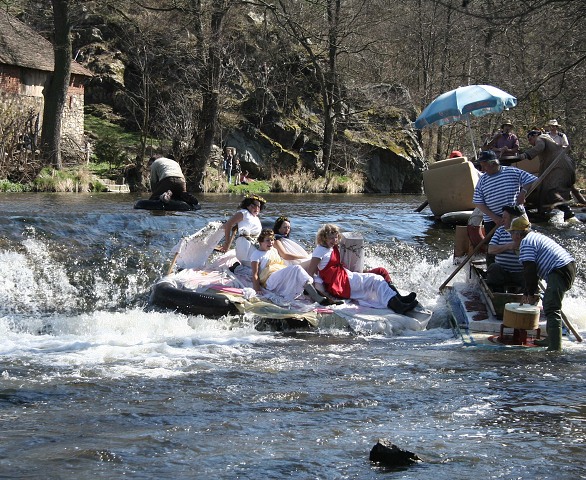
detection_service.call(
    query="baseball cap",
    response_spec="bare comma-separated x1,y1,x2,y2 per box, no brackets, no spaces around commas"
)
506,215,531,232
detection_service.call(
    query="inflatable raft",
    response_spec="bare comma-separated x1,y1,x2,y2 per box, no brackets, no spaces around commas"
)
149,222,433,333
134,198,201,212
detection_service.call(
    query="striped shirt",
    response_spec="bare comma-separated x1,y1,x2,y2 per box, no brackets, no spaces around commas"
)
490,227,523,272
473,166,537,223
519,231,574,279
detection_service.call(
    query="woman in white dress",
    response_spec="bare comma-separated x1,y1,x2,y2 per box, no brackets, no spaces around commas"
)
306,224,418,314
221,195,266,267
251,229,337,305
272,216,311,267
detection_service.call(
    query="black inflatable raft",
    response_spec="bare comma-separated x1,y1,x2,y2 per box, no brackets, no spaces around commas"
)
150,280,239,316
149,280,315,330
134,199,201,212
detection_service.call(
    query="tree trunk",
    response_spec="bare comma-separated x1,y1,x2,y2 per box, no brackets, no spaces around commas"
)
41,0,72,170
192,0,226,192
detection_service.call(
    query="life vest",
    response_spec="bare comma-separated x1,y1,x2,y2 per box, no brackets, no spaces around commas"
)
319,245,351,298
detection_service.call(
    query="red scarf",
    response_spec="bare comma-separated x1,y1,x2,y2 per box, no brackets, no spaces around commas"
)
319,245,351,298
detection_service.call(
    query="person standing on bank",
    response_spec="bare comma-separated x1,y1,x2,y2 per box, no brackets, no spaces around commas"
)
224,149,233,184
507,215,576,351
516,129,578,223
472,150,537,239
221,195,266,268
148,155,199,206
545,119,569,149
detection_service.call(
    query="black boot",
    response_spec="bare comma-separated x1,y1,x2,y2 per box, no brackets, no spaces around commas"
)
388,283,417,303
387,295,418,314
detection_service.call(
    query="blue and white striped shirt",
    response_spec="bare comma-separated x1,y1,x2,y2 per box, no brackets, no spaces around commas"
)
490,227,523,272
473,167,537,223
519,231,574,279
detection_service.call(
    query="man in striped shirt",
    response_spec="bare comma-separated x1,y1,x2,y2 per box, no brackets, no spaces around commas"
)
508,216,576,351
473,150,538,237
485,205,526,292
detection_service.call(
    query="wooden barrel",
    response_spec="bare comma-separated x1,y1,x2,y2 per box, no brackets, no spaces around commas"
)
503,303,540,330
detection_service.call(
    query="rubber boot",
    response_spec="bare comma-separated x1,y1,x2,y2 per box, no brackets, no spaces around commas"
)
388,283,417,303
304,283,343,306
387,295,418,314
546,326,562,352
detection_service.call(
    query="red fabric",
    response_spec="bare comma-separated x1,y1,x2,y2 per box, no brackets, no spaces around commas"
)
449,150,463,158
368,267,392,283
319,246,351,298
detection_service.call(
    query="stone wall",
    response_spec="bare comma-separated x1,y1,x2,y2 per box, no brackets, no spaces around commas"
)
0,65,87,148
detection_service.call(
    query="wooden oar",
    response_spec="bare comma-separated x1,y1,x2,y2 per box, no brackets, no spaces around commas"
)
414,200,428,212
538,280,582,342
167,252,179,275
439,224,497,292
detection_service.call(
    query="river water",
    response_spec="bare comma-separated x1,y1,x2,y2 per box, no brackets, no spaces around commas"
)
1,192,585,479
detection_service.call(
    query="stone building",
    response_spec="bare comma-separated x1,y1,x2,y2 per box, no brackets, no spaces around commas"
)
0,10,92,150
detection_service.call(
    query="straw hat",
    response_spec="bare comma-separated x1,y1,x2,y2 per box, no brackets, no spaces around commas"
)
546,119,560,127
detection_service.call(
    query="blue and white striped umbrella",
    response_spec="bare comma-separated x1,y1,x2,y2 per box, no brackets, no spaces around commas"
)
414,84,517,129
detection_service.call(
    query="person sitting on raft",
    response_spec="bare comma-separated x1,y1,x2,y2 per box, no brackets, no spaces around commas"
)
250,229,339,305
305,224,418,314
221,195,266,269
272,216,312,265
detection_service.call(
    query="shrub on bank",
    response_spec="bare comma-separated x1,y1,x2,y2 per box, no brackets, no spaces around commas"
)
0,180,31,192
32,167,108,192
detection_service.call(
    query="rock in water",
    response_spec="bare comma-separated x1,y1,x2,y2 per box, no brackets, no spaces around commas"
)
369,439,422,467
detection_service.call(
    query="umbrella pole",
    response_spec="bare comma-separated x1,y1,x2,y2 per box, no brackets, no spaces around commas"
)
467,115,477,161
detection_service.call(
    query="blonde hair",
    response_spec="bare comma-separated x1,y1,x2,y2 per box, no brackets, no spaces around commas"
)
316,224,340,247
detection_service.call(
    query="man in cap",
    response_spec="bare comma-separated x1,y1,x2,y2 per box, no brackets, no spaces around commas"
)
517,129,578,222
508,215,576,351
485,204,527,292
483,120,519,157
472,150,538,242
545,119,569,149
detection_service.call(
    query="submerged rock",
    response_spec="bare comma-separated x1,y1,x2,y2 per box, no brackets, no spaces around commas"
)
369,438,422,467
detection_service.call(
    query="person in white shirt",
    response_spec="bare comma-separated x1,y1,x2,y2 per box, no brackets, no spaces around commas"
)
545,119,569,149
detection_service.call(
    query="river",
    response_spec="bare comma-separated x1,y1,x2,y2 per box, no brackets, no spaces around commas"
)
0,192,585,479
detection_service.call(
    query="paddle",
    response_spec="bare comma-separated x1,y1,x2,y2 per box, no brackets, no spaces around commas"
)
167,252,179,275
414,200,429,213
439,224,498,292
538,280,582,342
439,150,565,293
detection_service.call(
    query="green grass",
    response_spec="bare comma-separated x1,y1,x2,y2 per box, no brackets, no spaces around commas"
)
84,114,143,146
228,180,271,195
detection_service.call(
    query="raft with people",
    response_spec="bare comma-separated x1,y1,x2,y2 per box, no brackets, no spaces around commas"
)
148,221,432,334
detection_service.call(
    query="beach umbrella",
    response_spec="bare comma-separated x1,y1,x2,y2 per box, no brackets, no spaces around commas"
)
414,84,517,159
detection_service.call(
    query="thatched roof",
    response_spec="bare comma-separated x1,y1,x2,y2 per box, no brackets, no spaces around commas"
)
0,10,92,77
